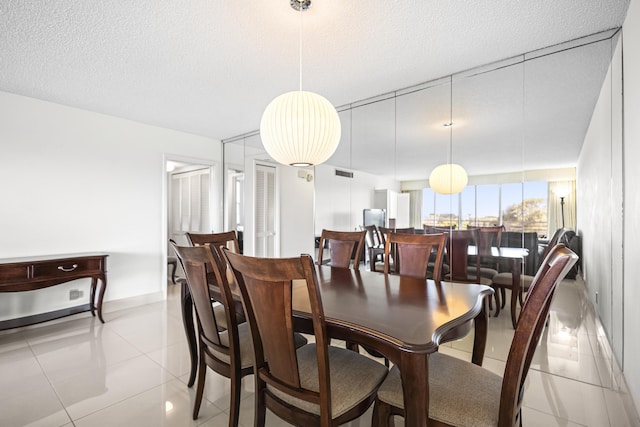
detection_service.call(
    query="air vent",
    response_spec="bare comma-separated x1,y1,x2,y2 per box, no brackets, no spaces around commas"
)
335,169,354,178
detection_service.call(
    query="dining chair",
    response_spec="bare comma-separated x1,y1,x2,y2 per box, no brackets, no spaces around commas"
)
185,231,244,330
372,244,579,427
379,226,415,270
222,250,389,427
492,227,568,309
439,229,493,285
171,243,254,424
383,232,447,281
186,231,241,253
361,225,385,271
317,229,366,270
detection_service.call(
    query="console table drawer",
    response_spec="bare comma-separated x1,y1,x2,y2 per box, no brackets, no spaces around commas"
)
32,258,102,278
0,265,29,285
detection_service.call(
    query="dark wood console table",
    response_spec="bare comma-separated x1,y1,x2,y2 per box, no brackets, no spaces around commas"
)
0,253,108,330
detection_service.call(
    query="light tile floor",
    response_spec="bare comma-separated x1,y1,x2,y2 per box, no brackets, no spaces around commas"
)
1,275,638,427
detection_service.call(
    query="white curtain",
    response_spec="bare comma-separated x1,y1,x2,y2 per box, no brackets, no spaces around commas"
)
548,180,576,235
407,190,423,230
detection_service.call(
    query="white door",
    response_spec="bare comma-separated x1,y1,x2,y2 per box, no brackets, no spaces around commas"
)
254,164,277,257
170,168,212,246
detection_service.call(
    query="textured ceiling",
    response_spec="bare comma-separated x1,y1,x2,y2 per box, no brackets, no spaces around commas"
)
0,0,630,178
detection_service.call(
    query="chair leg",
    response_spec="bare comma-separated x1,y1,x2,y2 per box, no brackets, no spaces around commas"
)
254,387,266,427
229,370,241,427
372,400,394,427
192,355,207,419
500,288,506,309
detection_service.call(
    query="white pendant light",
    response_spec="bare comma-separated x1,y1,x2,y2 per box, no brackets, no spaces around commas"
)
260,0,341,167
429,163,468,194
260,90,341,167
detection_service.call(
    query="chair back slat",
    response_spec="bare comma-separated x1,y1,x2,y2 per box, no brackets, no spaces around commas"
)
498,244,578,426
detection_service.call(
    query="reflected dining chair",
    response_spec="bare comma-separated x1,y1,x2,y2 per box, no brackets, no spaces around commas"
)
361,225,385,271
383,232,447,281
379,226,415,269
467,225,505,273
440,229,492,285
491,227,568,309
372,244,579,427
171,243,253,424
223,250,389,427
317,229,366,270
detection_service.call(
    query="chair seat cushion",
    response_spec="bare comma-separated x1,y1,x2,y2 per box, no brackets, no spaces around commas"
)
268,344,388,418
377,353,502,426
491,272,534,289
212,322,255,368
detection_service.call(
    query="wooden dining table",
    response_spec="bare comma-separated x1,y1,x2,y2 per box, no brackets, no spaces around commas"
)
180,264,493,427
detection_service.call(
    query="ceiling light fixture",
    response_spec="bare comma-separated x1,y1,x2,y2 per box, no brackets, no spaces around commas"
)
429,78,468,194
260,0,341,167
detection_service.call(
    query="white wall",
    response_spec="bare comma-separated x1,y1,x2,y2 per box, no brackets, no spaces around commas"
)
622,0,640,411
577,33,623,361
314,163,400,234
0,91,221,320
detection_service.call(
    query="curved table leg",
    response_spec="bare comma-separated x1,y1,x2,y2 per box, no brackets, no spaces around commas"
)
181,280,198,387
472,295,490,366
510,259,521,329
399,351,429,427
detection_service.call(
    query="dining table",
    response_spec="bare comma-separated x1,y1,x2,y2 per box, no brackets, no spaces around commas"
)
180,264,493,427
469,245,529,328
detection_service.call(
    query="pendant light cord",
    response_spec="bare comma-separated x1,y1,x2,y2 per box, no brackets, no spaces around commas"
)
299,3,303,92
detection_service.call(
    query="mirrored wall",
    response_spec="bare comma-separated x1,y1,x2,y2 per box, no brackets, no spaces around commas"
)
222,29,622,364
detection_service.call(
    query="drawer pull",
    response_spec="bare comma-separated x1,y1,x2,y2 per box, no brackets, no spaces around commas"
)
58,264,78,272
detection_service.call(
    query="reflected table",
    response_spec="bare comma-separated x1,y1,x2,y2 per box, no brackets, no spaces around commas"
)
470,246,529,328
181,265,493,427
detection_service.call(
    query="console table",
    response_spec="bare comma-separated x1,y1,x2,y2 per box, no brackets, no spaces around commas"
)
0,253,108,330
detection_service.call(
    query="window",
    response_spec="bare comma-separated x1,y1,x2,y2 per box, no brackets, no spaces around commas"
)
422,181,549,236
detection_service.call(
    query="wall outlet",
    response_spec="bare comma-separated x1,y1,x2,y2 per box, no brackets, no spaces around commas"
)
69,289,83,300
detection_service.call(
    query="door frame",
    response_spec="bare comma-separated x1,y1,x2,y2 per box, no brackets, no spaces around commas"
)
162,153,219,296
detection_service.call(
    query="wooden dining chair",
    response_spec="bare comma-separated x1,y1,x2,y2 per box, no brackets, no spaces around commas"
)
440,229,493,285
372,244,579,427
186,231,241,253
317,229,366,270
492,228,568,309
171,243,253,424
383,232,447,281
184,230,244,330
222,250,389,427
379,226,415,270
361,225,385,271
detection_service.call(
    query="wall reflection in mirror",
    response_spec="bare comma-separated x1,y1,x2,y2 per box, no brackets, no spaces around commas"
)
222,29,621,361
